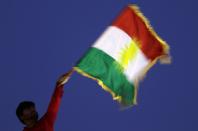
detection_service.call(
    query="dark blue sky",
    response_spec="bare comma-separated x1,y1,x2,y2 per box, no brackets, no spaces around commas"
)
0,0,197,131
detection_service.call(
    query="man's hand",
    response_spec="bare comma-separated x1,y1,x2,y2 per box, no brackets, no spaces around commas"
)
56,69,74,86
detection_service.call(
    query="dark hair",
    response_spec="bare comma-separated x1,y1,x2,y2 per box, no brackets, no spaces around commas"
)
16,101,35,124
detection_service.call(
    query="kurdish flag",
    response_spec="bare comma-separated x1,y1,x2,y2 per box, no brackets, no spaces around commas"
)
74,4,170,106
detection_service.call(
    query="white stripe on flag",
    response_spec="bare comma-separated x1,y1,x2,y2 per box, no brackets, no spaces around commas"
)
93,26,149,83
93,26,131,61
124,50,149,82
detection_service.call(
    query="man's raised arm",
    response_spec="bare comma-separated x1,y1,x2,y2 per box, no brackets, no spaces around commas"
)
46,69,74,125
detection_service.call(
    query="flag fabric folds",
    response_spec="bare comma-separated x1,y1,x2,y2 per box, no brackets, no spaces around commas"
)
74,4,170,106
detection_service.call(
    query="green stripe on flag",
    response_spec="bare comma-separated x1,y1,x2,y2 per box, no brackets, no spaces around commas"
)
76,47,136,106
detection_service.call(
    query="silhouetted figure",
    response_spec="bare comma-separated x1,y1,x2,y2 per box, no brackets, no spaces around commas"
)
16,70,73,131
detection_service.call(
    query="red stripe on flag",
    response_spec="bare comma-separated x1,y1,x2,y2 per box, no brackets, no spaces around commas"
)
112,6,165,60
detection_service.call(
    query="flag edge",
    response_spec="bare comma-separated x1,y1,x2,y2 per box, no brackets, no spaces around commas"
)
73,67,138,106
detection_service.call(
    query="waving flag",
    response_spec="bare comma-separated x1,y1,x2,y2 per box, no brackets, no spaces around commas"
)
74,4,171,106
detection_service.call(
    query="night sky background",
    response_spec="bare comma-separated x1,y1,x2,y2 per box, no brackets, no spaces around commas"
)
0,0,198,131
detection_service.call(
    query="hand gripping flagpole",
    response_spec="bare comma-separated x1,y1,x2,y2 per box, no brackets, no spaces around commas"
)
56,69,74,86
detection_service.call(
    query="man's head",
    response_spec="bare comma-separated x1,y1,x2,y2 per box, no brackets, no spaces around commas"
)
16,101,39,127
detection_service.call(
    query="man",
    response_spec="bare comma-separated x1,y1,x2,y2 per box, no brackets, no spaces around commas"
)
16,69,73,131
